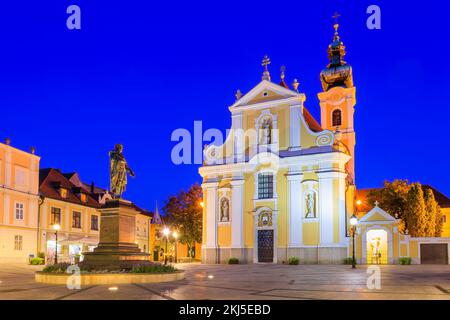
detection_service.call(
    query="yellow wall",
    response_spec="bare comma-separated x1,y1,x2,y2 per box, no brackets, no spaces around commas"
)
0,142,40,263
441,208,450,237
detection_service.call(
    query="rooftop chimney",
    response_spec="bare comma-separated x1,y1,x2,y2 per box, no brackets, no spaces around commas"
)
5,137,11,145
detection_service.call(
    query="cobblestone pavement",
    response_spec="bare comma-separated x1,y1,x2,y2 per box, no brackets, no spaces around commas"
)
1,263,450,300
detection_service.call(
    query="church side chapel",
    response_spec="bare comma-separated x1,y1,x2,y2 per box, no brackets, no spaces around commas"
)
199,21,357,264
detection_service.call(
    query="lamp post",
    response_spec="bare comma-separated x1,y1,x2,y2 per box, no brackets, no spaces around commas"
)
173,231,178,263
52,224,60,265
163,227,170,265
349,214,358,269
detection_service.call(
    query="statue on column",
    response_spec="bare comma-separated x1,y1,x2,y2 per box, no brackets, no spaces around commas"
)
109,144,135,198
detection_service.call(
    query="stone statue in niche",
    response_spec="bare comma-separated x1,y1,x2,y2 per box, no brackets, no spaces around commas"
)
261,118,272,145
220,198,229,222
305,191,316,218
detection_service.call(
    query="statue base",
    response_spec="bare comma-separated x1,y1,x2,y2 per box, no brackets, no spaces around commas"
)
82,199,151,270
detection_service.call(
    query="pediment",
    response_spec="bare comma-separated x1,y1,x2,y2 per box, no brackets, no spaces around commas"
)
359,205,397,223
230,80,300,109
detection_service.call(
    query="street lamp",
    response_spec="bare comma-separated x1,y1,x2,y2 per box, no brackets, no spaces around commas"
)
52,224,60,265
163,227,170,265
349,214,358,269
173,231,178,263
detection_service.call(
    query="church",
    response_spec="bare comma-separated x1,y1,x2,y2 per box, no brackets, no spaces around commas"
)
199,20,450,265
199,22,357,264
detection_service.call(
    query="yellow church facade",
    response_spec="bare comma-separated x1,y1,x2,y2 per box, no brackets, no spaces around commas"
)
199,23,450,265
199,24,358,264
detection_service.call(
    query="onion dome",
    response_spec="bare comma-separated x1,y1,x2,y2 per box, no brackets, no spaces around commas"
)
320,22,354,91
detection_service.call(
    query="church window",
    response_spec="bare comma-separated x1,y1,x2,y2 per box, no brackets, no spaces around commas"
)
258,173,273,199
332,109,342,126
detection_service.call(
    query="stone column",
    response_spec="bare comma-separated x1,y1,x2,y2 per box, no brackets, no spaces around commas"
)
202,182,219,263
287,171,303,248
318,171,335,245
337,172,347,244
289,104,302,151
230,178,244,260
231,112,244,162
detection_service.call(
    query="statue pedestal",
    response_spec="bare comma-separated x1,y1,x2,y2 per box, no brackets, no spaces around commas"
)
83,199,150,270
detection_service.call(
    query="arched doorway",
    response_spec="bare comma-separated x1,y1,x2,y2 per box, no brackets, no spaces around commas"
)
366,229,388,264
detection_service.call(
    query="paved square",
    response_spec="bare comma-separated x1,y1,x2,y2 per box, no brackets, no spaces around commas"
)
1,263,450,300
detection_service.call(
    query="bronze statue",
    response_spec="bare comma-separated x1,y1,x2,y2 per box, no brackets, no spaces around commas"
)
109,144,135,198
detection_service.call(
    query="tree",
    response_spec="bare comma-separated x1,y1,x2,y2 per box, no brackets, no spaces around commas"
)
404,183,427,237
423,188,437,236
163,183,203,257
367,180,442,237
422,188,443,237
367,180,410,221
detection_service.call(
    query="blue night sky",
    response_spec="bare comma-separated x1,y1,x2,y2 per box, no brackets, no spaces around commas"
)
1,1,449,210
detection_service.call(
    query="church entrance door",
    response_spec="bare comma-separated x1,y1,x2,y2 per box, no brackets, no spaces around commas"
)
257,230,274,263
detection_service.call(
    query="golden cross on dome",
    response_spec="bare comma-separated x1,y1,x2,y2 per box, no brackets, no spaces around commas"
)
261,55,271,81
332,12,341,24
262,55,271,69
280,65,285,80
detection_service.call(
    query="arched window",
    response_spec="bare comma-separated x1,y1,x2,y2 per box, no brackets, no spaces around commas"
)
332,109,342,126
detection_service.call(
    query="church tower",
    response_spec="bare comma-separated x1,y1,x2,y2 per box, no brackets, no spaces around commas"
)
318,20,357,226
318,21,356,184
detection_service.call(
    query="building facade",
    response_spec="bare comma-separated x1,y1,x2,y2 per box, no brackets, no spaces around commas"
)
0,139,40,263
39,168,152,263
199,23,357,264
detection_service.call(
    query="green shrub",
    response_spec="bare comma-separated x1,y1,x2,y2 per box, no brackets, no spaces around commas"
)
399,257,411,265
42,263,71,273
131,263,177,273
288,257,300,265
37,252,45,259
343,257,354,265
30,257,44,265
228,258,239,264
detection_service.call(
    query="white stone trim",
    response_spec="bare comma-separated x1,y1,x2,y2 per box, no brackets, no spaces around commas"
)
229,80,303,110
230,179,244,248
287,172,303,247
289,104,302,151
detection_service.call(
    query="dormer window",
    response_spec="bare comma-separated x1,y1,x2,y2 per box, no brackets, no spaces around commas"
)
80,193,87,203
60,188,68,198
